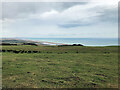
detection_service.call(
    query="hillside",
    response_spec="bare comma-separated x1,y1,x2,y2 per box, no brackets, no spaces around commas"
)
2,45,118,88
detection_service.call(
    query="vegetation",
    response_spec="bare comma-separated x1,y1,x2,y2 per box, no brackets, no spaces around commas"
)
1,39,37,44
2,45,118,88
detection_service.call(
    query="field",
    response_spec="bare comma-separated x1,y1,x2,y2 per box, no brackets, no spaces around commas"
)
1,45,118,88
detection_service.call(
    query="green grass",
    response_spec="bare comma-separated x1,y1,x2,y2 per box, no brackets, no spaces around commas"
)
2,45,118,88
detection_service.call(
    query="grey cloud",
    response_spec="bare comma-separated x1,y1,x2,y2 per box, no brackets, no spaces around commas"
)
60,6,117,28
2,2,87,20
0,2,2,19
2,2,118,29
97,7,117,23
58,23,92,28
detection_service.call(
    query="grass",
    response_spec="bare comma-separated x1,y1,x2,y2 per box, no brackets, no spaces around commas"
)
1,45,118,88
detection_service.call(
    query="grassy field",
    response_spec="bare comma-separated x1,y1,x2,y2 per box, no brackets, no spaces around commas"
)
1,45,118,88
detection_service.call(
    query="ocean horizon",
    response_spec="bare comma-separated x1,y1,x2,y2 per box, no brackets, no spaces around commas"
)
20,38,118,46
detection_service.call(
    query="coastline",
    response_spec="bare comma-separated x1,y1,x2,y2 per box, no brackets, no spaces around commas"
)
1,37,119,46
1,38,67,46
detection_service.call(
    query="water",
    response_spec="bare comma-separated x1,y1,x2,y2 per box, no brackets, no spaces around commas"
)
22,38,118,46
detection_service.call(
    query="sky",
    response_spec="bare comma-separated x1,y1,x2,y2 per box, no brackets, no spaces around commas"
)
1,0,118,38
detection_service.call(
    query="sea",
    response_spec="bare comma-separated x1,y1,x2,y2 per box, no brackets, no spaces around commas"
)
21,38,119,46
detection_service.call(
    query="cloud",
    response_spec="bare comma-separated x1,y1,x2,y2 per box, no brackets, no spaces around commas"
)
40,10,59,18
1,1,118,38
26,1,117,28
2,2,85,20
2,1,117,26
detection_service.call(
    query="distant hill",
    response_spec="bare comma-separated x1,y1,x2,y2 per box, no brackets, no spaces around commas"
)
1,38,38,44
0,38,84,46
0,38,64,46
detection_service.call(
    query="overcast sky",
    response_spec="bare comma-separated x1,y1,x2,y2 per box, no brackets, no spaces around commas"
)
1,0,118,38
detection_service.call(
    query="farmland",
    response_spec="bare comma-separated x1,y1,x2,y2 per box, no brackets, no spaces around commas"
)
1,45,118,88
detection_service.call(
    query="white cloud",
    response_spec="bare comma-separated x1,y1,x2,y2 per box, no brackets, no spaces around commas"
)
40,10,59,18
1,1,118,38
2,1,118,25
2,18,15,23
24,1,117,28
90,0,118,5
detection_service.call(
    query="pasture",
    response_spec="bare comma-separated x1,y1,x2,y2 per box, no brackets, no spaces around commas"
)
1,45,118,88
